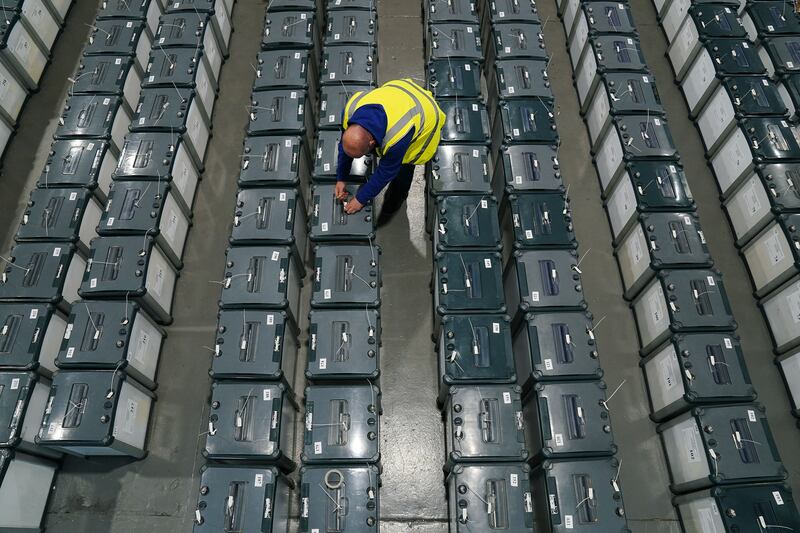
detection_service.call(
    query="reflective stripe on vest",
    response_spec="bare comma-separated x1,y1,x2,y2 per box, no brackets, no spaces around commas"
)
403,79,443,164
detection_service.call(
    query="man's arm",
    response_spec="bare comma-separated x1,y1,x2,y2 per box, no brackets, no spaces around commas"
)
336,139,354,182
354,129,414,205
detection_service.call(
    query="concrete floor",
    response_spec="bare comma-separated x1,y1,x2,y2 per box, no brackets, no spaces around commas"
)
0,0,795,532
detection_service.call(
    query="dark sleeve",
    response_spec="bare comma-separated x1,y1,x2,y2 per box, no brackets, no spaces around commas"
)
355,128,414,205
336,139,354,182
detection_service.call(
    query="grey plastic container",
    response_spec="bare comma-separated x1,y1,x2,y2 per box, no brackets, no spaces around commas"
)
310,243,381,309
306,308,380,381
301,383,382,464
522,380,616,461
299,465,380,533
513,311,603,391
192,465,294,533
658,403,787,493
79,236,178,325
203,381,297,472
0,303,67,375
631,269,737,355
310,183,376,242
217,246,304,333
446,463,535,532
443,385,529,469
36,369,155,458
531,457,630,533
229,188,308,272
209,309,298,383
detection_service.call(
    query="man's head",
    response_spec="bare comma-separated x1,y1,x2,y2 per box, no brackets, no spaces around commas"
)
341,124,376,158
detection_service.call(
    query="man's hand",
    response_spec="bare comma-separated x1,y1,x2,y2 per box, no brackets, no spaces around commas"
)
344,197,364,214
334,181,348,201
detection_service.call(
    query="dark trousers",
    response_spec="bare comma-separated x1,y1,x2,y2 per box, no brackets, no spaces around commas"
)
382,164,415,214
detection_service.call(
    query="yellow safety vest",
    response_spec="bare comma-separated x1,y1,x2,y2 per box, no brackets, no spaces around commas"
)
342,79,446,165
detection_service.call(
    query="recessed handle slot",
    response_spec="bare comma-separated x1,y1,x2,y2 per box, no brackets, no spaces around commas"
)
328,399,350,446
690,279,714,316
539,259,559,296
564,394,586,440
336,255,353,293
120,188,142,220
76,101,97,129
480,398,499,443
23,253,47,288
102,246,123,281
63,383,88,428
573,474,598,523
730,417,760,464
80,311,105,351
523,151,541,182
61,146,83,175
224,481,245,532
706,344,732,385
246,256,266,293
668,221,692,254
553,323,574,364
239,322,258,362
485,479,509,529
233,394,255,442
133,139,154,169
0,314,22,353
332,321,351,362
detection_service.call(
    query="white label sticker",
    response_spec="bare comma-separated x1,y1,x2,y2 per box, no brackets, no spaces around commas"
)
66,347,75,359
323,163,331,172
271,251,280,261
467,26,473,33
707,276,716,286
90,278,98,288
525,229,534,240
121,399,138,435
659,356,677,390
765,227,786,266
472,149,479,157
724,338,733,349
774,491,785,505
492,322,500,334
565,515,574,529
321,222,329,232
480,199,488,209
464,64,471,71
314,441,322,454
263,388,272,401
53,247,61,257
544,358,553,370
748,409,757,422
484,258,492,268
10,378,19,390
554,433,564,447
324,288,332,300
682,426,702,463
472,103,478,111
69,192,78,201
788,287,800,323
683,216,692,226
649,291,665,324
510,473,518,487
531,291,540,302
255,474,264,487
106,217,115,226
319,358,327,369
29,308,38,319
502,392,512,404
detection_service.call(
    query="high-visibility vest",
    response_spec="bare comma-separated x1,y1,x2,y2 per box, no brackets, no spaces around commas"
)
342,79,445,165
